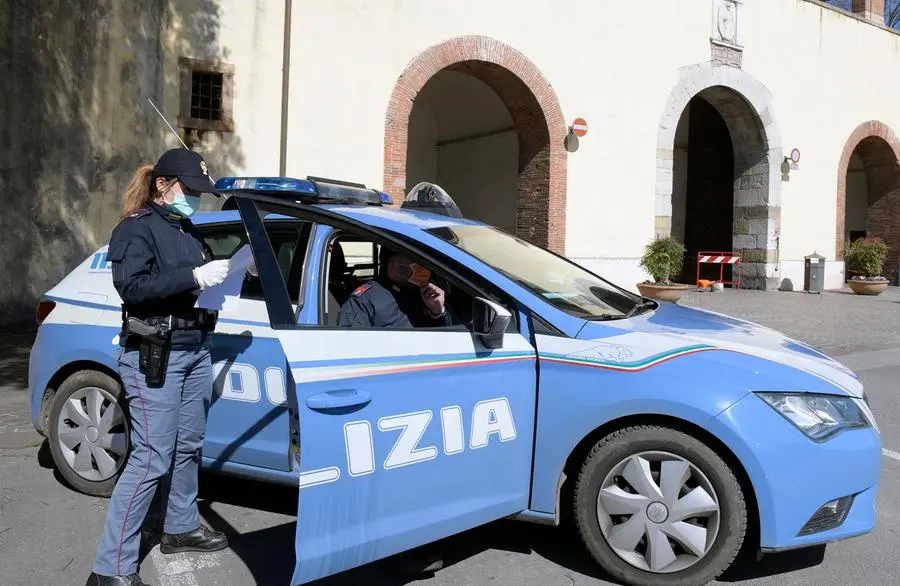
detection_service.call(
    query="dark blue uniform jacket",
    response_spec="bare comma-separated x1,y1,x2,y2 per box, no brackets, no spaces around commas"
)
337,275,453,328
108,201,216,347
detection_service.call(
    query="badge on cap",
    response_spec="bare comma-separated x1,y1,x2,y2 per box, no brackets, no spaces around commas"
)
200,161,208,175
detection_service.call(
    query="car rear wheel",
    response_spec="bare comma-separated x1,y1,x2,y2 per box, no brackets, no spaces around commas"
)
573,425,747,586
47,370,129,497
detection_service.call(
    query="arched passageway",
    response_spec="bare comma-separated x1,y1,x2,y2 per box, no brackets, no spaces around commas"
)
836,121,900,284
656,65,782,290
384,36,567,252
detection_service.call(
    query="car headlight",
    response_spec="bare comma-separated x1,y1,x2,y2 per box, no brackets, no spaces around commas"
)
755,392,873,442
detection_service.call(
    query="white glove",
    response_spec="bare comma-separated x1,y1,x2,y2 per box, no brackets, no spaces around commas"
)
193,259,229,289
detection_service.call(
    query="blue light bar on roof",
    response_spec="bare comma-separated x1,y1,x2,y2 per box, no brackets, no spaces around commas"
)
215,176,393,206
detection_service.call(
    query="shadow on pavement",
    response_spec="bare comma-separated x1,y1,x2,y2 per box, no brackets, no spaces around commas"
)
35,438,84,493
37,438,54,468
717,545,827,582
0,324,36,389
28,455,831,585
178,472,829,585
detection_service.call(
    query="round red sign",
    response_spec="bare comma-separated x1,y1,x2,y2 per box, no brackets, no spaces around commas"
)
571,118,588,137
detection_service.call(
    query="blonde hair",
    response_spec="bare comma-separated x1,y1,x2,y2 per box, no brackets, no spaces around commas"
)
120,165,155,219
119,165,177,219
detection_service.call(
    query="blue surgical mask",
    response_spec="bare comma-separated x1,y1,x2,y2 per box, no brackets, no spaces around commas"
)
166,193,201,217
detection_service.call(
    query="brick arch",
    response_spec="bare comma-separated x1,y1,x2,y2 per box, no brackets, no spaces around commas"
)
835,121,900,278
384,35,568,253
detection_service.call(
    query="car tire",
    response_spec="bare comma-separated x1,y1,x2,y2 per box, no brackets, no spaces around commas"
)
48,370,130,497
573,425,747,586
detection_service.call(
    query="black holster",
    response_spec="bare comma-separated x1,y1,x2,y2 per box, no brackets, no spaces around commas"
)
124,316,173,387
138,330,172,387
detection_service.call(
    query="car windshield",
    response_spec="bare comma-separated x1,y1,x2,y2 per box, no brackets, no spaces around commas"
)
426,225,641,319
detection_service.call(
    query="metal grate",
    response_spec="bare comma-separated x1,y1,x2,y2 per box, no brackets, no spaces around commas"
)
190,71,223,121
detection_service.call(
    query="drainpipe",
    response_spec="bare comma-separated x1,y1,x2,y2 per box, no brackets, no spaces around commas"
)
279,0,292,175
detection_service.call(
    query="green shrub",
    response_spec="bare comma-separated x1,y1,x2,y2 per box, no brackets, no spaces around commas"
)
640,236,685,285
844,236,888,280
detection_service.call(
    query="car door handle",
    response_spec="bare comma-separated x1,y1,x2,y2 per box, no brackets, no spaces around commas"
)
306,389,372,411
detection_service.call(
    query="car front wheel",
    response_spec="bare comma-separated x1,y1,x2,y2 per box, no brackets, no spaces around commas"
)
47,370,130,497
573,425,747,586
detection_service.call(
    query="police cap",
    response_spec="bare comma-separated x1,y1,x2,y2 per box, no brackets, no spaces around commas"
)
153,148,221,196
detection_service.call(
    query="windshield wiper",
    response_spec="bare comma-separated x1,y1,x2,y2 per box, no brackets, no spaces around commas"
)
625,298,654,318
587,313,628,321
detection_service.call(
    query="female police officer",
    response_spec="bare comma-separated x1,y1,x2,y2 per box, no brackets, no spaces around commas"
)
86,148,248,586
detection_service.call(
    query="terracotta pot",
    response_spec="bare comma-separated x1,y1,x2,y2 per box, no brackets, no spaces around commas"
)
636,282,691,302
847,278,888,296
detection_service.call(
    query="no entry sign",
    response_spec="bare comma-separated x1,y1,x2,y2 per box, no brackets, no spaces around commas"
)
571,118,588,137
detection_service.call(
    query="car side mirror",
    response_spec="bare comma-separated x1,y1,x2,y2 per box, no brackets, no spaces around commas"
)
473,297,512,349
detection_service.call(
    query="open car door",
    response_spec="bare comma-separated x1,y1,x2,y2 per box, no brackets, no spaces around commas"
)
232,192,538,584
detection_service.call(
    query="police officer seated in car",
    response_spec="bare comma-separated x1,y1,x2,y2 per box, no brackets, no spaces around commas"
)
337,251,453,328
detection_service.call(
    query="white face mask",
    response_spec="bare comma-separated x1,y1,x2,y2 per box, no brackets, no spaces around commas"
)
161,180,201,217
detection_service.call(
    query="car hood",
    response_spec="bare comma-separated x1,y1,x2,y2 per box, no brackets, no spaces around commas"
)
576,301,863,398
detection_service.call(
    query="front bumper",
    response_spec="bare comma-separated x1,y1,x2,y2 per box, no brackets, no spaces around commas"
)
715,391,881,550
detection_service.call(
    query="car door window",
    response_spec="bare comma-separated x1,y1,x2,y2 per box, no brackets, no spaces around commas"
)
198,219,310,303
321,230,490,330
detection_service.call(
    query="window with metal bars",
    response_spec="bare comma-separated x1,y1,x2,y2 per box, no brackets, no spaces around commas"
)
177,57,234,133
190,71,224,121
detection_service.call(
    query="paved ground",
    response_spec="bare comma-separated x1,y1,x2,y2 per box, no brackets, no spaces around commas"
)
1,287,899,585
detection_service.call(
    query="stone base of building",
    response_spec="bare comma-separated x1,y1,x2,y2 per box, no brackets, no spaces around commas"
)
576,258,850,295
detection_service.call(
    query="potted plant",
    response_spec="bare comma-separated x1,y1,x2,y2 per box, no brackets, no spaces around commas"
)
637,235,691,302
845,236,889,295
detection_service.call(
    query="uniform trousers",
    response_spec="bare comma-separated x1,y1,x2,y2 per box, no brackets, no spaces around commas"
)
92,338,213,576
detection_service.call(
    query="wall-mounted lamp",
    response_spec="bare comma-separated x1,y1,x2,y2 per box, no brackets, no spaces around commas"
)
781,148,800,181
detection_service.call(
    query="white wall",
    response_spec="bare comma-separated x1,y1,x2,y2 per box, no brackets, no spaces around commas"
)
406,98,439,189
273,0,900,291
166,0,286,192
283,0,713,268
744,1,900,275
437,133,519,234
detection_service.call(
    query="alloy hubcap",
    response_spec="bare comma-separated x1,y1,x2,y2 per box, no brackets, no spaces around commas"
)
596,450,720,574
56,387,128,481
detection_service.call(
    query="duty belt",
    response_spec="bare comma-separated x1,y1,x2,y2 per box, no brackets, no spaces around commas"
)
121,307,217,332
142,315,216,330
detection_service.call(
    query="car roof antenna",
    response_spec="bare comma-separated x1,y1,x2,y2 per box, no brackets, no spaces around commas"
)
146,97,218,183
146,97,191,150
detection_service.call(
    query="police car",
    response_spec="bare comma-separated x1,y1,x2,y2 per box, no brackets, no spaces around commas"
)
29,176,881,586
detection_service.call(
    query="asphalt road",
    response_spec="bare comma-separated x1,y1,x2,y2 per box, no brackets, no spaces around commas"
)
1,288,899,585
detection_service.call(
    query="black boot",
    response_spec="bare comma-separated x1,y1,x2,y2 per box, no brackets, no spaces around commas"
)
159,524,228,554
85,572,150,586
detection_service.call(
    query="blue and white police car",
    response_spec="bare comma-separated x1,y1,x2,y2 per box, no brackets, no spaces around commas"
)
29,177,881,585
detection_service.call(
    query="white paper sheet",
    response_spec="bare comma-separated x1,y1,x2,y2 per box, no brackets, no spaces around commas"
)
194,245,255,311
